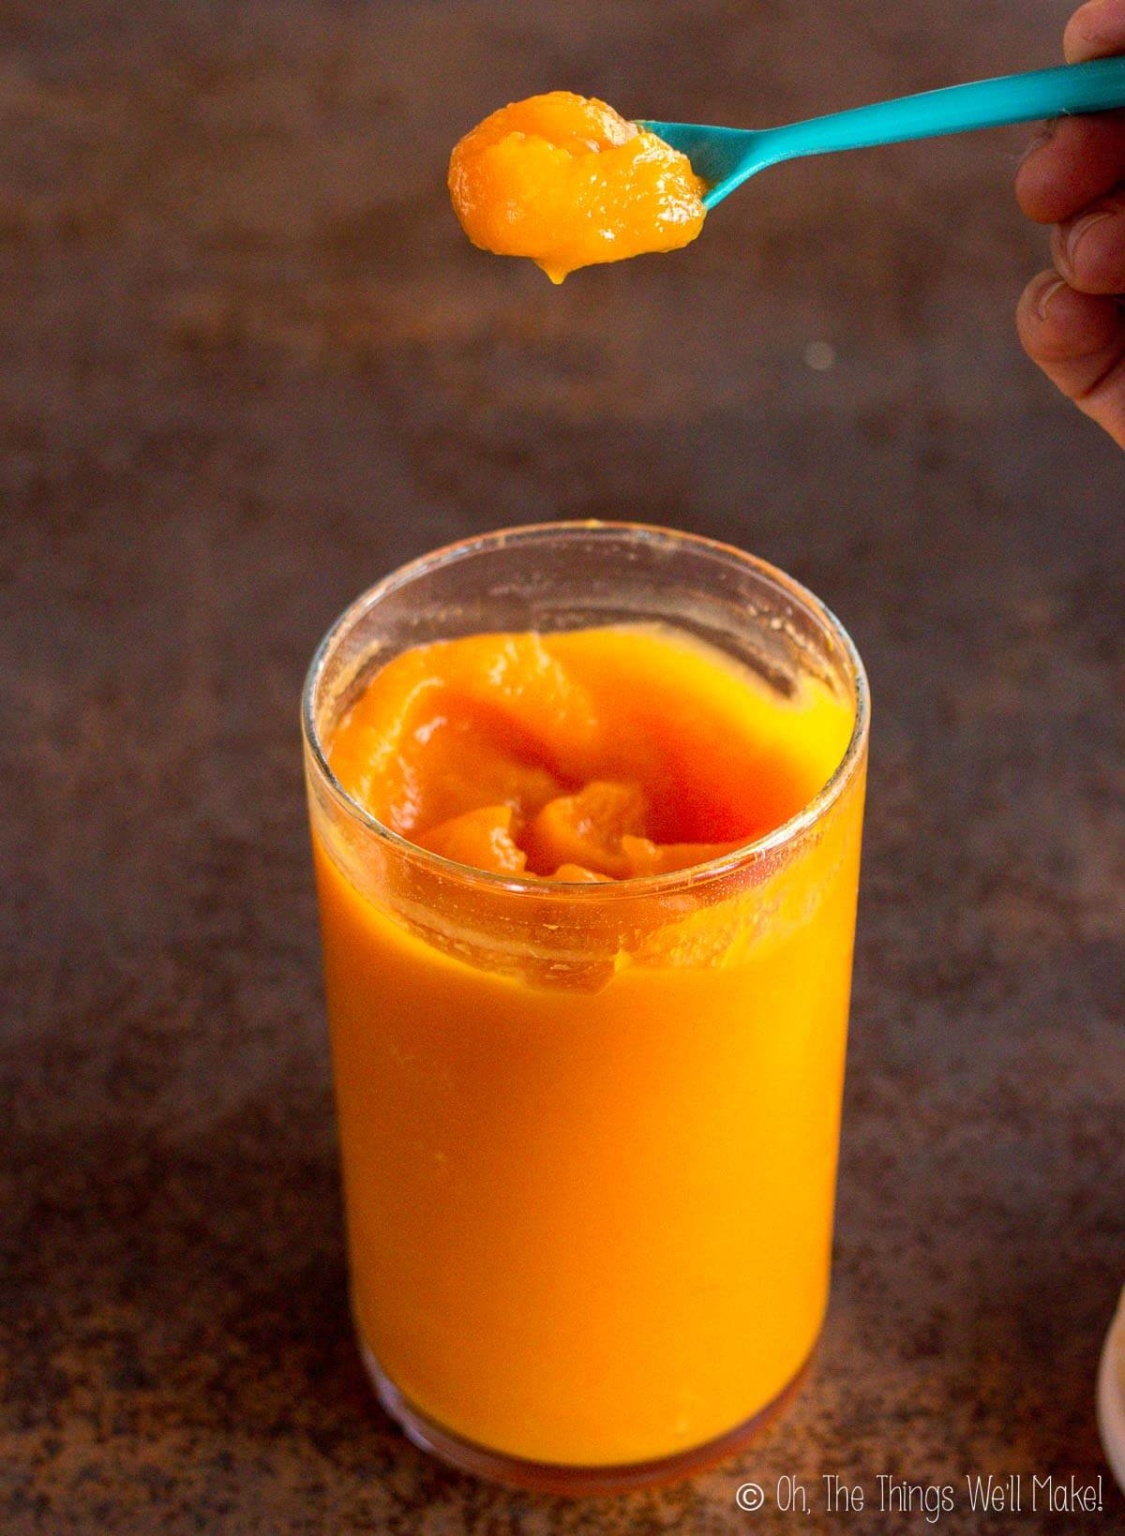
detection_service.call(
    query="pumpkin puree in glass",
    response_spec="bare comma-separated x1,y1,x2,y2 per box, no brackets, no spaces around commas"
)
312,624,862,1467
448,91,706,282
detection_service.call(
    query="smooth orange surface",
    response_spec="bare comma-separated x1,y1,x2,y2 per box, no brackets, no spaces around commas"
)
313,625,864,1466
448,91,706,283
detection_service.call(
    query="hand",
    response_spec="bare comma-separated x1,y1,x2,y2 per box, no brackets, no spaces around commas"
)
1015,0,1125,446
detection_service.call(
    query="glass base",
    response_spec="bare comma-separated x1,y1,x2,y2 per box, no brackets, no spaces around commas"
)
359,1335,812,1496
1098,1288,1125,1496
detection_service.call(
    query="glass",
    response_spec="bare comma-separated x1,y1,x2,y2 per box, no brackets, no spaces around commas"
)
302,522,869,1494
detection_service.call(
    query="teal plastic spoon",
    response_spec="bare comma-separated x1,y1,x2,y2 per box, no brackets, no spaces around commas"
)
639,57,1125,208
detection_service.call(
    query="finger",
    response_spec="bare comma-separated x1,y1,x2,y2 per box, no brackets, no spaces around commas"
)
1016,110,1125,223
1064,0,1125,62
1017,270,1125,445
1050,189,1125,290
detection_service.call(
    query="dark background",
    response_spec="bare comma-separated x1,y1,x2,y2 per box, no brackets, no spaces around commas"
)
2,2,1122,1531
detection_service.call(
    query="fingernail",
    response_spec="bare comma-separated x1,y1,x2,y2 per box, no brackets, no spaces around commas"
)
1019,120,1057,165
1065,208,1114,267
1035,275,1067,322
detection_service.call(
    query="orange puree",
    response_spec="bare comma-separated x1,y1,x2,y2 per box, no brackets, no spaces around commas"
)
327,626,847,879
313,623,864,1467
448,91,706,283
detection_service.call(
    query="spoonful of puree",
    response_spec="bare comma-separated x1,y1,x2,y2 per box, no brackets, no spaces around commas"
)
449,59,1125,283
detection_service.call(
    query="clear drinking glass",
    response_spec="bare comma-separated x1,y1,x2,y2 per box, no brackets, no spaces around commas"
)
302,522,869,1494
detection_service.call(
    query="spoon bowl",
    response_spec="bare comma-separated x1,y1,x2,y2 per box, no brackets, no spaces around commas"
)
640,57,1125,208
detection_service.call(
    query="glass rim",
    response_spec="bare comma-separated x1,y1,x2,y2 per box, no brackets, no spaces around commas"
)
301,520,870,900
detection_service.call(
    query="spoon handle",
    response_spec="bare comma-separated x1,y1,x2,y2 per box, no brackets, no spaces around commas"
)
763,56,1125,163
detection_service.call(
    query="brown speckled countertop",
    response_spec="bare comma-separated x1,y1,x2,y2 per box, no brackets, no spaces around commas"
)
2,2,1123,1532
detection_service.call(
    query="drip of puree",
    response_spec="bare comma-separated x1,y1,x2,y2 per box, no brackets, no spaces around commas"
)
314,622,863,1466
448,91,706,282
